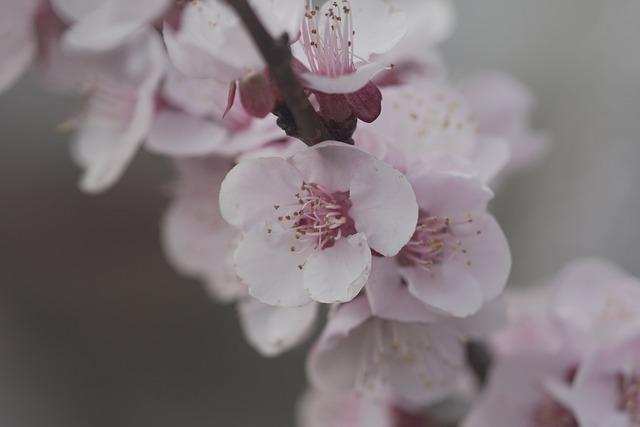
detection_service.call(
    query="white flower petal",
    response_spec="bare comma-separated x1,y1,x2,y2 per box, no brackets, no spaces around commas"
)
234,230,312,307
304,234,371,304
300,62,386,94
51,0,103,22
238,299,318,357
63,0,172,52
219,156,303,230
348,0,407,59
401,263,484,317
349,153,418,256
0,0,38,93
73,30,165,193
365,257,439,323
307,297,372,392
289,141,370,192
147,111,230,157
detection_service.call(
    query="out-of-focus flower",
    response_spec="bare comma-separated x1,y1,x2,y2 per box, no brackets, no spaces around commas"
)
374,0,456,86
69,30,166,193
297,390,393,427
359,81,511,184
292,0,406,123
164,0,304,116
146,68,294,158
0,0,41,93
462,353,579,427
297,389,442,427
460,72,549,182
556,331,640,427
307,293,503,406
163,156,318,356
494,258,640,356
51,0,172,52
219,142,418,306
465,258,640,427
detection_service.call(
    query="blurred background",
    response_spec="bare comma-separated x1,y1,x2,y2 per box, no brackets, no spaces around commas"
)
1,1,639,425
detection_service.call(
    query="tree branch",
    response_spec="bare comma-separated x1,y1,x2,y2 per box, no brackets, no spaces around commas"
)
226,0,339,146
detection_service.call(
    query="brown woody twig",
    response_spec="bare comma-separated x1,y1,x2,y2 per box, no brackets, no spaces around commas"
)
226,0,339,146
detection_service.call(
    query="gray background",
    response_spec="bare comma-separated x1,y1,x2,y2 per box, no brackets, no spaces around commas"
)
0,1,639,425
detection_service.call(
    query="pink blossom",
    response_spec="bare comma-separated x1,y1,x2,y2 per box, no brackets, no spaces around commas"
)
306,295,497,406
397,170,510,317
460,72,549,181
163,156,318,356
358,81,511,184
219,142,418,306
0,0,41,93
360,164,511,319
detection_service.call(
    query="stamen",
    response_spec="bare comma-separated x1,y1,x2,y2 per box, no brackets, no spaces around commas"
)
273,182,355,250
301,0,355,78
398,211,476,270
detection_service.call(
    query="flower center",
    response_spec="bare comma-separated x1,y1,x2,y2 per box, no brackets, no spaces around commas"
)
532,397,578,427
301,1,355,77
618,372,640,424
398,211,476,270
275,182,355,250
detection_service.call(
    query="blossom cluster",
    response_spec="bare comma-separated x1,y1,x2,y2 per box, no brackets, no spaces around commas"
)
10,1,638,426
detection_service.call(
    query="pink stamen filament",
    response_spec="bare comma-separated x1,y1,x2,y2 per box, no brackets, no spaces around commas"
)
302,1,355,78
399,212,474,270
276,182,354,250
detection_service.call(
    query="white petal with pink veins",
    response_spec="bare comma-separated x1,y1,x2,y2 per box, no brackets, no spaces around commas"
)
63,0,172,52
238,299,318,357
349,152,418,256
219,157,303,230
234,229,312,307
303,233,371,304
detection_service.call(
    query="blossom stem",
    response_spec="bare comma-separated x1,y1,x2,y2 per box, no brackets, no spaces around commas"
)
226,0,347,145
